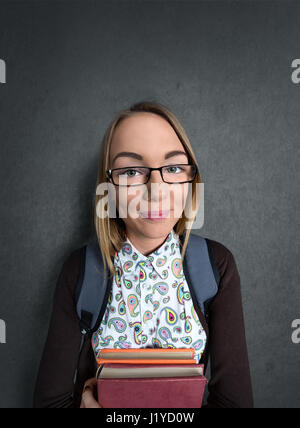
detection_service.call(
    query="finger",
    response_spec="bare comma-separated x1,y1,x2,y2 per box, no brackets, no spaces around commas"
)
87,377,97,387
82,388,101,409
83,378,97,391
81,378,100,408
81,394,102,408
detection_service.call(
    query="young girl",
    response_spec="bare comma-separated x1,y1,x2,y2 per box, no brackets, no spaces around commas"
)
33,101,253,408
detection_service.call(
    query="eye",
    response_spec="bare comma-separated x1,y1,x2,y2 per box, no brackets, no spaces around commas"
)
165,165,183,174
125,169,139,177
117,168,142,177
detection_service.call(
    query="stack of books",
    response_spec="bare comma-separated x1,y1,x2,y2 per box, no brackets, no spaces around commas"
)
96,348,207,408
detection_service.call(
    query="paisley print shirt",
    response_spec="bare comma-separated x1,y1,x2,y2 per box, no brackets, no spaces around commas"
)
91,228,207,364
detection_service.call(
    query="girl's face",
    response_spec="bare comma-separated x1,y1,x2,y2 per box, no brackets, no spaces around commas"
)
109,112,190,242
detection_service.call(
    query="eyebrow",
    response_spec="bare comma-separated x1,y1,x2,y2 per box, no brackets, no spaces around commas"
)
112,150,189,165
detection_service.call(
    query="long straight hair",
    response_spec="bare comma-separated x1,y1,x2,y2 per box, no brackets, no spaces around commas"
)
94,101,202,278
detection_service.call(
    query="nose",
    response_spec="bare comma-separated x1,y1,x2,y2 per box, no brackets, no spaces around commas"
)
145,169,169,204
147,169,163,184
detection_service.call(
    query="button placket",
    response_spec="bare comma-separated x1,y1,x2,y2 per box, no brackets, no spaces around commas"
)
140,261,154,346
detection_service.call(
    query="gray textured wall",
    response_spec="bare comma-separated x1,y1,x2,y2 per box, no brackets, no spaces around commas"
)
0,0,299,408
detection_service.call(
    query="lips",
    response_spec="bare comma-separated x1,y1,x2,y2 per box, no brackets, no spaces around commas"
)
140,210,170,219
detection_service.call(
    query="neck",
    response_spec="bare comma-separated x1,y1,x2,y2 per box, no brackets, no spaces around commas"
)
125,229,172,256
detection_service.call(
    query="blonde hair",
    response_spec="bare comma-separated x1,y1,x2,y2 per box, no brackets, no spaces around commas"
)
94,101,202,279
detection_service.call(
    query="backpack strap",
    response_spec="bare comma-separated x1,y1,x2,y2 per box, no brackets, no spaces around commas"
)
72,239,113,389
75,238,112,335
181,233,220,324
204,237,221,314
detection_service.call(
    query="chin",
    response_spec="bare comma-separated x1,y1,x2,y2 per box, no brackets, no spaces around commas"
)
128,218,176,238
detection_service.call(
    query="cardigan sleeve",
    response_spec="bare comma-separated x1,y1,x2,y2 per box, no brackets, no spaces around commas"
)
33,248,84,408
203,240,254,408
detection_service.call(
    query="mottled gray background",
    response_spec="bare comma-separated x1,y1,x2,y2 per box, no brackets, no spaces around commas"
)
0,0,299,408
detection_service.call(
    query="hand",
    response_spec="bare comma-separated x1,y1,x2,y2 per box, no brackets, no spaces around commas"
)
80,377,102,408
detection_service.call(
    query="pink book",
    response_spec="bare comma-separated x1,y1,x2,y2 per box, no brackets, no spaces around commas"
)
97,363,207,408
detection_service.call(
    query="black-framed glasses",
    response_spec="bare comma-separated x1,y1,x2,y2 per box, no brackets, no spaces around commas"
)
106,164,198,186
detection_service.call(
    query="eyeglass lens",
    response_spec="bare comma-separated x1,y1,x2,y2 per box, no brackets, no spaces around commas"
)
111,165,196,185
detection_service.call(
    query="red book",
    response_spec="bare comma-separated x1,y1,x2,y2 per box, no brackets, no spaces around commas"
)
97,363,207,408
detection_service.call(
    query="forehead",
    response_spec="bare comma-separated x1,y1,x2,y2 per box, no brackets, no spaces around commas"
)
109,112,185,164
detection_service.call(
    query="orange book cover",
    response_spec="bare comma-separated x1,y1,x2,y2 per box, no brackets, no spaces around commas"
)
96,347,198,366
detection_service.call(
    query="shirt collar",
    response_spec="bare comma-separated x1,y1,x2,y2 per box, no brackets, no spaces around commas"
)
117,229,181,280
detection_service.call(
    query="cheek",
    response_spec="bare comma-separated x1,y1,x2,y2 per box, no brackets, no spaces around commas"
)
116,187,143,216
171,184,188,211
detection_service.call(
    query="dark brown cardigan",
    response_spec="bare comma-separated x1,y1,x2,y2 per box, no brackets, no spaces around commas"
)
33,238,254,408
